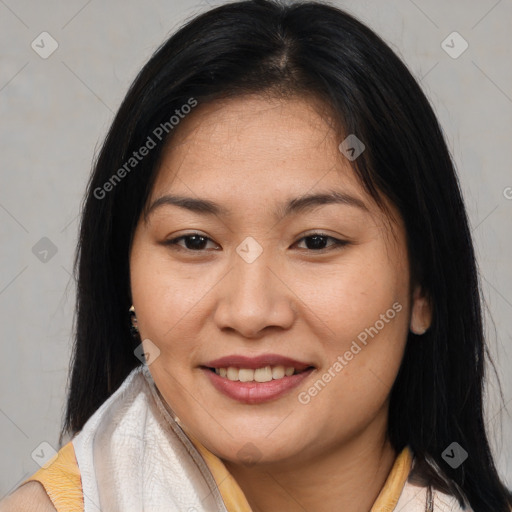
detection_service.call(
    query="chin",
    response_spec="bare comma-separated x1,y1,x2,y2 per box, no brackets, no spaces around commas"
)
206,431,309,467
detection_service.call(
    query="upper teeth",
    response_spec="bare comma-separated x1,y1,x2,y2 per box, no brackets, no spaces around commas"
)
215,365,296,382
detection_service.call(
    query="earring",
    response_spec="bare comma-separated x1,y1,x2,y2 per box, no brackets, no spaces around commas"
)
129,305,139,338
410,325,428,335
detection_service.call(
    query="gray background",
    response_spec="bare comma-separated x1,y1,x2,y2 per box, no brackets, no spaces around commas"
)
1,0,511,497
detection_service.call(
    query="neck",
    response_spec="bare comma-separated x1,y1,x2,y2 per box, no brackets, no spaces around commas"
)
223,415,397,512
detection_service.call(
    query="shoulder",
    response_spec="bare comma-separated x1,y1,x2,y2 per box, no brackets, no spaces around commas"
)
0,481,57,512
0,441,83,512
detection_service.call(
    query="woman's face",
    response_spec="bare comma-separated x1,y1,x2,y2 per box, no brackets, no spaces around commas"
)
130,94,426,467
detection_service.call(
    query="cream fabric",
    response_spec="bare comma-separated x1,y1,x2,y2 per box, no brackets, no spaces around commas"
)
393,477,473,512
72,365,228,512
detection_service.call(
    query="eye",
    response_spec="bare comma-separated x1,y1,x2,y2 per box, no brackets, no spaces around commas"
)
295,233,349,251
162,232,349,253
163,233,219,251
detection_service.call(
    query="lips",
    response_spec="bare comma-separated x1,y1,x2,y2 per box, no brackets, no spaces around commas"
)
203,354,312,372
200,353,316,404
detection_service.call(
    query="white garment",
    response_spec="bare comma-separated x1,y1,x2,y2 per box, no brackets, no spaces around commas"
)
71,365,471,512
72,365,228,512
394,479,472,512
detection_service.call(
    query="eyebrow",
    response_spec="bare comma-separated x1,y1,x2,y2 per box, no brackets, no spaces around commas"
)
145,190,368,223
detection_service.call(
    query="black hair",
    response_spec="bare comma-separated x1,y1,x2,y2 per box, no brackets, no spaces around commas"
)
62,1,512,510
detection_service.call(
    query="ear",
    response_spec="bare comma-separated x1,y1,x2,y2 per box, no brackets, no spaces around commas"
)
410,284,432,335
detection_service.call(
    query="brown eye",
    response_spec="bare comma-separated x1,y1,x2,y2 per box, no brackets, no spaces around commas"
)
295,233,348,251
164,233,219,251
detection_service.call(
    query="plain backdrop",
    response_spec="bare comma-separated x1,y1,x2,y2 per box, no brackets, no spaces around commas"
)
1,0,511,497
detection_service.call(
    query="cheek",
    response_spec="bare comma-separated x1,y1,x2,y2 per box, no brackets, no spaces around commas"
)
130,245,215,339
297,311,408,445
295,241,410,410
292,242,409,344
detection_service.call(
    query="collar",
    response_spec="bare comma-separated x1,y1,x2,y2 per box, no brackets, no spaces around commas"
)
182,428,413,512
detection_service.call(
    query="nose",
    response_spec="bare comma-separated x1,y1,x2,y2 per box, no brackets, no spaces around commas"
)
212,250,296,338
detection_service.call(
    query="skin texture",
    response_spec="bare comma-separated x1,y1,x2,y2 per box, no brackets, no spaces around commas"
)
0,481,57,511
129,94,432,512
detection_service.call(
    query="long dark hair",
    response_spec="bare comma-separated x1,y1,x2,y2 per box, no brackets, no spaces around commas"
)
62,1,511,510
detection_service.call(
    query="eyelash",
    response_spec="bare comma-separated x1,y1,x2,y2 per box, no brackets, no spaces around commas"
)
163,232,349,253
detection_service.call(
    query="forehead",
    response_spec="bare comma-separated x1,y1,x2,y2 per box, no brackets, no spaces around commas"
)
151,94,366,205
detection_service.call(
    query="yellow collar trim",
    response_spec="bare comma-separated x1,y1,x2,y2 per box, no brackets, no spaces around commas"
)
185,430,253,512
370,445,413,511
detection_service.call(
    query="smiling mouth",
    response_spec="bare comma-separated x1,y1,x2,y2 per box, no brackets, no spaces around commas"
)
203,365,315,383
